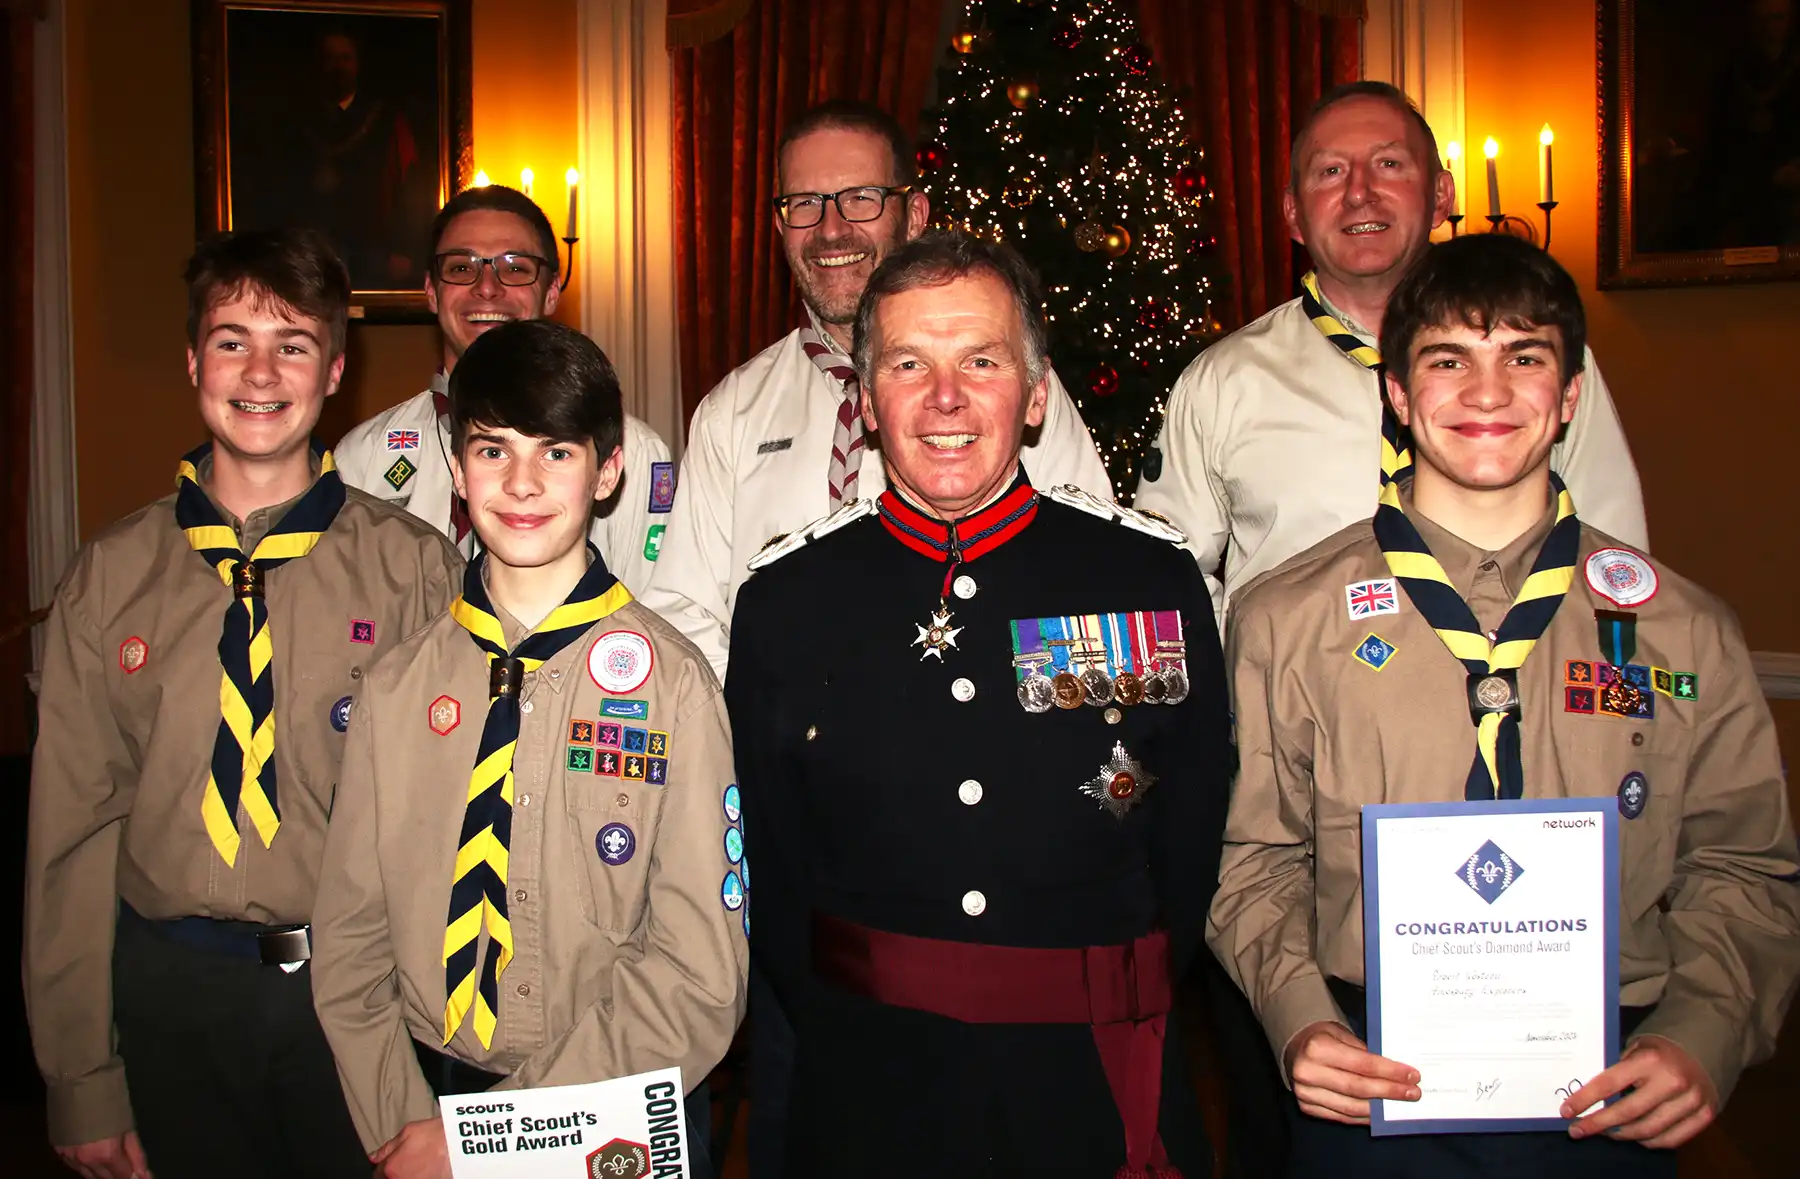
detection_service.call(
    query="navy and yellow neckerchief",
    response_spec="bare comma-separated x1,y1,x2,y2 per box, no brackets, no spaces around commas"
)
175,441,346,866
442,545,632,1048
1300,271,1414,487
1373,474,1580,800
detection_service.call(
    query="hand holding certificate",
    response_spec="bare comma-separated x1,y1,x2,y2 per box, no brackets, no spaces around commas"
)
1361,798,1619,1135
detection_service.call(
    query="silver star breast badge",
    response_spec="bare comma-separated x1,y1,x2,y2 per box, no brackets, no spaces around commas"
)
1081,740,1158,818
912,606,963,661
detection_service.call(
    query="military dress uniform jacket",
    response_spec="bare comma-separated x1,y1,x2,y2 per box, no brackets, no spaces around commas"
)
642,316,1114,682
1207,492,1800,1105
727,476,1233,1177
1133,295,1648,631
334,378,675,594
309,592,749,1152
25,480,461,1146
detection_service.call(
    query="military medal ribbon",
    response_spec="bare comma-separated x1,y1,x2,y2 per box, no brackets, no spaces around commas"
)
176,442,345,867
444,546,633,1048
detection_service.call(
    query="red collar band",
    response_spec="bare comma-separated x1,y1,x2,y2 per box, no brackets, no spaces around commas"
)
878,475,1039,564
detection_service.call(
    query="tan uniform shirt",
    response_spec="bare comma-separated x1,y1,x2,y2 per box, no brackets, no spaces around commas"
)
310,595,748,1152
25,479,462,1145
335,377,675,595
1207,491,1800,1104
642,313,1114,681
1133,296,1649,631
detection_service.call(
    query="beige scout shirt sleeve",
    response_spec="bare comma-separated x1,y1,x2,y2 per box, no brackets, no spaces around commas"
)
1205,584,1348,1076
496,648,748,1096
1628,604,1800,1103
1029,369,1115,499
24,551,138,1146
595,414,674,598
1554,350,1648,552
1131,353,1230,627
642,385,737,682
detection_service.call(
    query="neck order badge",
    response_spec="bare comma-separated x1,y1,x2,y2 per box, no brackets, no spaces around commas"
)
444,547,633,1048
1300,271,1413,488
1373,475,1581,800
176,441,346,866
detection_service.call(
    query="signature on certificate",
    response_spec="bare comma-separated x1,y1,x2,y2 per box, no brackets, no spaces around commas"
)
1473,1079,1503,1102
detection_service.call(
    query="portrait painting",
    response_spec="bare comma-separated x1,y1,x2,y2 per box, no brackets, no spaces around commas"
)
1599,0,1800,286
193,0,472,321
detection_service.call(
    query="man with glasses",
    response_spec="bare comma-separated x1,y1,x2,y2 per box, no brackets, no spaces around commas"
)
643,99,1112,684
335,185,673,593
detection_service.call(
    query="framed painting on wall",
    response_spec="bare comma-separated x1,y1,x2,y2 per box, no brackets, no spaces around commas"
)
193,0,473,322
1598,0,1800,288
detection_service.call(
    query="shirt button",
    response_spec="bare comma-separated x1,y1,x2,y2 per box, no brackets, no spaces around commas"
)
1104,707,1122,725
514,889,527,903
516,983,530,997
616,793,631,808
521,700,534,713
1631,732,1645,747
951,677,976,702
518,794,531,806
953,574,977,600
549,668,562,679
958,779,983,806
961,890,987,916
1479,560,1498,572
349,667,363,680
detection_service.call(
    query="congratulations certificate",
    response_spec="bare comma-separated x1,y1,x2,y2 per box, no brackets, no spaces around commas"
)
1362,798,1618,1135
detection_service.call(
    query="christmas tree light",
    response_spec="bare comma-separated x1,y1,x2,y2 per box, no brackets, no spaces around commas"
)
920,0,1223,502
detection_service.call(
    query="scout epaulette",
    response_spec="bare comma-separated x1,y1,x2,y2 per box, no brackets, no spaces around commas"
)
747,496,877,571
1047,484,1186,544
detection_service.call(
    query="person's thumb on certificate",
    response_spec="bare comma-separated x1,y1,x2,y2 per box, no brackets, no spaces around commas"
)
1285,1020,1423,1124
1559,1034,1719,1149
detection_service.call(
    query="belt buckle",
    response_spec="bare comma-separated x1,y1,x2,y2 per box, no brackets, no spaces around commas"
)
258,925,311,971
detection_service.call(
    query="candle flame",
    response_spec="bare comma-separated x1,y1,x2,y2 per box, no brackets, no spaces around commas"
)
520,167,535,187
1539,124,1554,147
1483,137,1500,160
1445,141,1462,164
472,169,490,188
566,168,580,186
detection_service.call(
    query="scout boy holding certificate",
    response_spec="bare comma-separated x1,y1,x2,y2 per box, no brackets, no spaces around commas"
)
1207,233,1800,1177
310,319,746,1179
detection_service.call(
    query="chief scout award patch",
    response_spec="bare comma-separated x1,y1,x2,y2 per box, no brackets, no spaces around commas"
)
118,636,149,674
383,455,417,491
589,631,654,693
1353,633,1397,671
428,694,461,735
648,461,676,513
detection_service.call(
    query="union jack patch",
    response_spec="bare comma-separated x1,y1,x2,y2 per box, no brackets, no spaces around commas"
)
386,429,421,450
1344,579,1400,620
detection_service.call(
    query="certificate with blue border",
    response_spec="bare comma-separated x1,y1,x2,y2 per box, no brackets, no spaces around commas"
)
1362,797,1619,1135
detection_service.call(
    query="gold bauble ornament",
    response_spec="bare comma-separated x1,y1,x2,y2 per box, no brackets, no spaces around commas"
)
1073,220,1108,251
950,30,979,55
1006,79,1040,109
1102,225,1132,257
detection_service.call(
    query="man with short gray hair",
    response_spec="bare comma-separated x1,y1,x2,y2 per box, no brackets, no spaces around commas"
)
727,230,1232,1176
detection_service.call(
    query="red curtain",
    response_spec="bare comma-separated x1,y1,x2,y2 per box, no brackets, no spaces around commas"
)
0,7,34,757
669,0,943,425
1138,0,1360,329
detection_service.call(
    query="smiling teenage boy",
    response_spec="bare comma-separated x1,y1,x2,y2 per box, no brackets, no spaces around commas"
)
310,319,745,1179
1208,233,1800,1178
25,229,461,1179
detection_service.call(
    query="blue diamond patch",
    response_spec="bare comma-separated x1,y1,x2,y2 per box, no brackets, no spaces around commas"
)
1457,839,1524,904
1353,633,1397,671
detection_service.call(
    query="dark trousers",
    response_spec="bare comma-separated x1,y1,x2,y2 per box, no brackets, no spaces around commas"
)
1199,953,1292,1178
111,907,369,1179
412,1040,716,1179
1288,981,1676,1179
747,962,795,1179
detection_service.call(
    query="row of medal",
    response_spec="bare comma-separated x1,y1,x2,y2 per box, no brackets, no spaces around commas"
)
1014,641,1191,713
1009,610,1191,714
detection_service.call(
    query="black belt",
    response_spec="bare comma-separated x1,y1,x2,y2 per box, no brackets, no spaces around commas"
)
1325,977,1656,1041
412,1039,506,1097
119,900,311,966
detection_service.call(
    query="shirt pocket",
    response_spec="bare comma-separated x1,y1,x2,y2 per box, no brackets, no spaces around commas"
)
563,776,667,935
1556,727,1685,951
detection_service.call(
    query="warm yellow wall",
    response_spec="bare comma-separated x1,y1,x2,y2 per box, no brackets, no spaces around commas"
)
65,0,580,536
1463,0,1800,767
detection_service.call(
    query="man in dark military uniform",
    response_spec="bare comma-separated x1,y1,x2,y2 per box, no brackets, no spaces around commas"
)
727,231,1232,1178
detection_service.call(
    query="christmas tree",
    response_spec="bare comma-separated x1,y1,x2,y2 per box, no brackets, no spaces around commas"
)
917,0,1224,503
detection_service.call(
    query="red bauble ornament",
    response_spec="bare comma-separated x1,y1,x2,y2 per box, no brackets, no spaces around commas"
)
1087,363,1121,398
915,140,948,173
1050,21,1083,49
1137,299,1173,330
1174,164,1207,200
1122,44,1153,75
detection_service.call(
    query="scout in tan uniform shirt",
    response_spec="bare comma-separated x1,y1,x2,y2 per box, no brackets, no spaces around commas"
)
1208,234,1800,1179
25,230,461,1179
310,319,746,1179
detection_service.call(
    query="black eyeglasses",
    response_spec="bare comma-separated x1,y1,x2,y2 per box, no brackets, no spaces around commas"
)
432,251,551,287
771,186,913,228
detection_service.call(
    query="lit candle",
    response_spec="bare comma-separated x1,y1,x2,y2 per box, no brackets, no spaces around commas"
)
564,168,579,240
472,169,491,189
1483,137,1501,218
1444,141,1462,216
1538,124,1555,205
520,167,535,198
